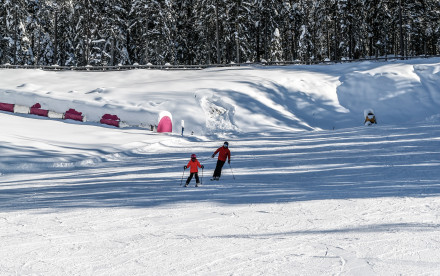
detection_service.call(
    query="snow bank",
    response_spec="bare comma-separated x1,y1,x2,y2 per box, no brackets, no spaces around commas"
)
337,61,440,124
1,58,440,134
1,59,440,276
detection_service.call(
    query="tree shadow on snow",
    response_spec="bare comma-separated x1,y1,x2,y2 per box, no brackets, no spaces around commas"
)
1,124,440,211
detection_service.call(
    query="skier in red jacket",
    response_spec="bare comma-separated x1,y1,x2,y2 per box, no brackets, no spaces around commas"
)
211,141,231,181
184,154,204,187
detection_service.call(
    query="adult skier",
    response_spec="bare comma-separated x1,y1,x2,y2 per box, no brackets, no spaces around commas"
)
184,154,204,187
211,141,231,181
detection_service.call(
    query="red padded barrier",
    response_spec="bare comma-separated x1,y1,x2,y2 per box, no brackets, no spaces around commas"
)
0,102,15,112
100,114,120,127
64,108,84,121
30,103,49,117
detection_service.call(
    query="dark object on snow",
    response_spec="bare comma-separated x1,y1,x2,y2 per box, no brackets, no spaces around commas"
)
363,109,377,126
364,112,377,125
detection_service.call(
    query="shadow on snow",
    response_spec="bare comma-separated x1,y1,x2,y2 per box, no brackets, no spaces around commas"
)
1,124,440,211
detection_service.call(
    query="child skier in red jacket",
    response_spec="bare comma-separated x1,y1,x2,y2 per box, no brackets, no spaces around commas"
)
184,154,204,187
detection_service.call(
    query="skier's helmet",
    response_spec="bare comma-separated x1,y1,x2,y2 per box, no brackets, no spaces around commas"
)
191,154,196,159
223,141,229,148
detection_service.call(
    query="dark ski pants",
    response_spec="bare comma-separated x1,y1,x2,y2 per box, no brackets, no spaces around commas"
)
213,160,226,178
186,172,200,184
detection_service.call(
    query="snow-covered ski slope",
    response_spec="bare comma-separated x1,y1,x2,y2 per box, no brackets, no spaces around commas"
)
2,58,440,133
1,59,440,275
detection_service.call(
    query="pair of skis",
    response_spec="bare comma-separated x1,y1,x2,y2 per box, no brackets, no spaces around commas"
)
180,168,204,187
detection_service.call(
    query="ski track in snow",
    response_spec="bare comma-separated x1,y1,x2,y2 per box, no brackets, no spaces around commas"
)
1,59,440,275
1,117,440,275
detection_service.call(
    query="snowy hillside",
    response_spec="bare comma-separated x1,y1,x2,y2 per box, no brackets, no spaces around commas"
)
2,58,440,135
1,59,440,275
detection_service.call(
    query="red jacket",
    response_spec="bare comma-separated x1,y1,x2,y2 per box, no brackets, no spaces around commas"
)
214,146,231,162
186,159,202,173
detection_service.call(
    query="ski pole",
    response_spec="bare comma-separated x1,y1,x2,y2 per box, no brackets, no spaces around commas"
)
229,163,235,180
200,156,212,162
201,168,204,185
180,168,186,186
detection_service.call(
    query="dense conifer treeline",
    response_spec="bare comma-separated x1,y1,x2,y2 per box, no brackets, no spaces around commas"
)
1,0,439,66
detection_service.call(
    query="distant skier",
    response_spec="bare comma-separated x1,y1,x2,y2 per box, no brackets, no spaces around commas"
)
184,154,204,187
211,141,231,181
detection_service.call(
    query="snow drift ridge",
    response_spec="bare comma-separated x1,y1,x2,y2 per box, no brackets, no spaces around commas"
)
1,58,440,134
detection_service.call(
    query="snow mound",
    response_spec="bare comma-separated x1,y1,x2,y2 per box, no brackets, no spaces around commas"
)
198,93,238,134
2,58,440,134
337,61,440,125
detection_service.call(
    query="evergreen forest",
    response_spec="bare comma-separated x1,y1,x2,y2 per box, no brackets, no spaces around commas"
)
1,0,439,66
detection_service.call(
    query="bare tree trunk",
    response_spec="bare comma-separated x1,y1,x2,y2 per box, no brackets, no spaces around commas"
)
215,0,220,64
144,21,149,65
399,0,404,59
54,10,58,65
235,0,240,63
111,36,115,66
14,6,18,64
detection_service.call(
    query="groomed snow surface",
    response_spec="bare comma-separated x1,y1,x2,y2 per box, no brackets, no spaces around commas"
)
1,59,440,275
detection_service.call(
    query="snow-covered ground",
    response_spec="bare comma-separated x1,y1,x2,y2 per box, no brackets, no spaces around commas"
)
1,59,440,275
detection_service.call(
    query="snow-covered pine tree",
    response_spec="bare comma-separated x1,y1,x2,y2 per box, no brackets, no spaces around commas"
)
277,0,296,62
101,0,131,66
421,0,440,55
154,0,177,65
172,0,196,65
1,0,440,65
363,0,391,58
0,0,15,64
132,0,176,65
1,0,30,65
131,0,155,65
296,0,313,61
311,0,333,61
230,0,257,63
270,28,282,62
406,0,438,56
337,0,364,60
223,0,239,63
0,2,6,64
254,0,280,62
53,0,77,66
71,0,93,66
193,0,220,64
